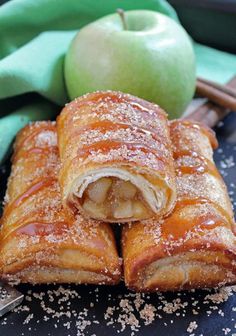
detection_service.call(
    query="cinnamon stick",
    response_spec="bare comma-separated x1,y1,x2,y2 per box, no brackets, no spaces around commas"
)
196,78,236,111
184,76,236,128
198,77,236,99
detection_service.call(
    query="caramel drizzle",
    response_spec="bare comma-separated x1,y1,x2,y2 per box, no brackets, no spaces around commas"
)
161,197,231,240
14,124,56,154
161,120,234,241
170,120,218,149
64,120,165,146
63,93,166,133
176,198,232,223
3,177,57,219
68,91,165,116
13,146,58,161
173,150,220,178
76,140,168,164
16,221,68,236
1,209,52,241
0,123,70,246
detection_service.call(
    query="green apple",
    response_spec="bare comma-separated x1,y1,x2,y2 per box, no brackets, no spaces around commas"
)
65,10,196,118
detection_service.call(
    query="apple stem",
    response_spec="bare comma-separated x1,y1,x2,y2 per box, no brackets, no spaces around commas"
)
117,8,128,30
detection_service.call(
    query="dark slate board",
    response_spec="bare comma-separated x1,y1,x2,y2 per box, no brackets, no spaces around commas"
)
0,112,236,336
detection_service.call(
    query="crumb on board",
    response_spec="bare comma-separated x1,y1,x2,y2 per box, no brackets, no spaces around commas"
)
0,285,235,335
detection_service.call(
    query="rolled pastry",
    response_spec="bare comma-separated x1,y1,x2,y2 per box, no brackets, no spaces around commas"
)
0,122,121,284
122,120,236,291
57,91,176,222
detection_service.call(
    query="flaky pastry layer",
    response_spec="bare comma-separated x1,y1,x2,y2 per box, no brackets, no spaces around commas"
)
0,122,121,284
122,120,236,292
57,91,176,222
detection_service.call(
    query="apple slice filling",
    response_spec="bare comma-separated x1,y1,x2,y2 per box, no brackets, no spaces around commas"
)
81,177,152,221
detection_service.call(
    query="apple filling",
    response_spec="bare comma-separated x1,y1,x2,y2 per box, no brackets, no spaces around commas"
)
81,177,152,221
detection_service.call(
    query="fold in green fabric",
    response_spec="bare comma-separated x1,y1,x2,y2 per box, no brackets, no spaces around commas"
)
0,0,178,163
194,43,236,85
0,0,235,164
0,31,76,105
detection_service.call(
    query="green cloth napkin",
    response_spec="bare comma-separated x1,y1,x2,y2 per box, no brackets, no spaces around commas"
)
0,0,235,164
194,43,236,84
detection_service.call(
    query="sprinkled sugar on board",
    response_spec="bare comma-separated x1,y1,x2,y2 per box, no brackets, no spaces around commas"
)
0,112,236,336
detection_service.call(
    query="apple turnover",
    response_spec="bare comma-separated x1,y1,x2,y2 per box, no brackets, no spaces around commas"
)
122,120,236,291
57,91,176,222
0,122,121,284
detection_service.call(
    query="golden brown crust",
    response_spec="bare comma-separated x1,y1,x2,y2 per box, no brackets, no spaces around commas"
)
57,91,176,222
122,120,236,292
0,122,121,284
